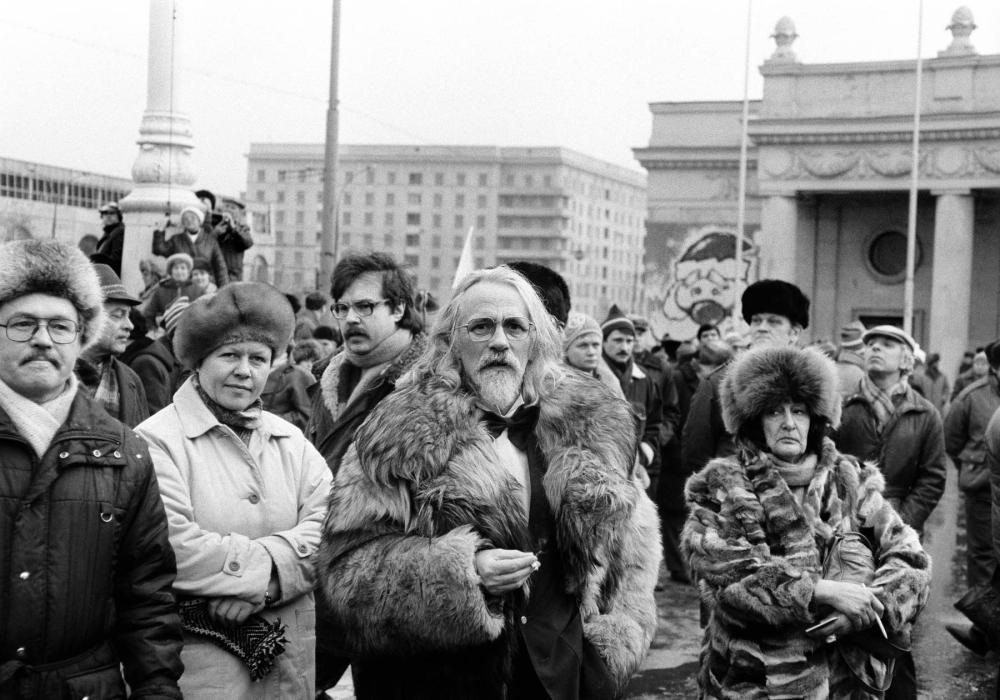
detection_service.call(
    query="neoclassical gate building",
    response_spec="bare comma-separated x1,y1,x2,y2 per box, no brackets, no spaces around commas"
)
634,7,1000,375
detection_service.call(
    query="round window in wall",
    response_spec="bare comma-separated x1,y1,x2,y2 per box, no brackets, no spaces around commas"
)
866,230,922,284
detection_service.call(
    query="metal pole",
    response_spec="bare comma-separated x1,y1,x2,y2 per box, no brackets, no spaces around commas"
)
319,0,342,286
903,0,924,336
733,0,753,328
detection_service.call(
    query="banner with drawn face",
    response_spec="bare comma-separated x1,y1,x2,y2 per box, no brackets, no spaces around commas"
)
639,224,758,340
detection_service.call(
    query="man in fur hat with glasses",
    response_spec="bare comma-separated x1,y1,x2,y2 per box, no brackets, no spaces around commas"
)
0,240,182,699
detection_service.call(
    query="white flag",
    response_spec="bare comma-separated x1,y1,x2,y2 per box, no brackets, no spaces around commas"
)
451,226,476,289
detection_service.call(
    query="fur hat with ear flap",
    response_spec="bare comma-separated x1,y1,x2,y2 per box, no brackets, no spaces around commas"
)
720,345,841,439
174,282,295,369
0,239,106,350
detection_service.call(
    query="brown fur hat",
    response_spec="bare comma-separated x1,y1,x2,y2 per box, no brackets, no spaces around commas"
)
720,344,841,435
0,239,106,349
174,282,294,369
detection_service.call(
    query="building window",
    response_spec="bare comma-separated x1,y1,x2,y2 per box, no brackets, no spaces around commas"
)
408,172,422,185
475,236,485,248
524,175,534,188
456,172,466,186
433,193,443,207
384,233,394,247
316,211,323,223
455,214,464,230
474,257,484,268
431,235,441,247
276,191,285,204
317,191,323,203
476,194,487,209
295,211,304,224
431,276,441,289
543,175,552,188
476,215,486,229
256,169,266,183
342,233,351,245
256,190,265,202
407,193,421,205
365,192,374,206
404,254,419,266
294,251,303,265
434,172,444,186
295,231,304,245
387,172,396,185
453,236,464,247
866,230,922,282
455,194,465,207
293,271,303,286
406,233,420,246
433,214,442,228
406,213,421,226
504,174,515,186
366,168,375,184
478,173,488,187
363,233,374,247
344,171,354,184
275,251,284,264
277,171,286,183
385,212,394,225
386,192,395,206
342,212,351,225
342,192,351,206
364,212,373,226
275,211,286,224
296,191,305,205
431,256,440,269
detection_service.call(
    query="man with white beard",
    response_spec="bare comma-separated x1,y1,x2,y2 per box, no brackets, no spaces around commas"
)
317,265,660,700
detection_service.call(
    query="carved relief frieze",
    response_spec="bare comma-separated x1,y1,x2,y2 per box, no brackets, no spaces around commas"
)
757,144,999,182
974,148,1000,174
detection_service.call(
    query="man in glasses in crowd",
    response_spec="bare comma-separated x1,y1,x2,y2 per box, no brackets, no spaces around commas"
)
306,251,428,693
0,240,182,698
315,265,659,698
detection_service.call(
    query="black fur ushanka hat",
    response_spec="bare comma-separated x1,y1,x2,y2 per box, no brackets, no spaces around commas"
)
720,344,841,435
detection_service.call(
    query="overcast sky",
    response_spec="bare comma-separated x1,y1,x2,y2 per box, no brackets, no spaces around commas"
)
2,1,997,198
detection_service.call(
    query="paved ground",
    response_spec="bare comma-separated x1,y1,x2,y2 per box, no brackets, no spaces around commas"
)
326,470,997,699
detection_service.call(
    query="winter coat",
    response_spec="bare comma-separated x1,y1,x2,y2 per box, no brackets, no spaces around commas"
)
606,356,662,477
681,362,734,474
0,391,182,699
305,333,426,477
142,277,201,330
152,229,229,288
944,374,1000,494
95,221,125,275
316,370,661,700
262,364,315,430
982,409,1000,567
214,221,254,282
135,378,332,699
76,355,150,429
837,387,947,533
683,440,931,699
128,336,185,416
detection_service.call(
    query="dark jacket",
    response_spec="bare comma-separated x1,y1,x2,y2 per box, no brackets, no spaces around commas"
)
944,374,1000,494
128,336,184,416
262,364,315,430
0,391,182,699
605,356,662,478
141,278,200,330
75,356,151,429
681,362,734,474
306,333,426,477
982,409,1000,569
213,221,253,282
837,385,947,533
95,222,125,275
152,229,229,287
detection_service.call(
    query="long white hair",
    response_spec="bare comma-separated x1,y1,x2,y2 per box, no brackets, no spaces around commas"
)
401,266,566,404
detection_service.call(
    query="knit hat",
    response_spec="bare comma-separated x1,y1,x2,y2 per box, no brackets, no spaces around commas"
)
180,206,205,226
191,257,212,273
601,304,634,338
840,320,866,349
166,253,194,275
92,263,140,306
0,239,106,349
563,311,602,353
741,279,810,329
174,282,295,369
161,296,190,335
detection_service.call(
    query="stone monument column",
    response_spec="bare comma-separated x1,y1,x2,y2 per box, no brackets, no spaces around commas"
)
929,189,974,378
758,193,799,281
118,0,200,294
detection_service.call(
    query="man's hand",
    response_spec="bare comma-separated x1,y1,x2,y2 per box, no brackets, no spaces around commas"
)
207,596,264,628
813,579,885,631
475,548,539,595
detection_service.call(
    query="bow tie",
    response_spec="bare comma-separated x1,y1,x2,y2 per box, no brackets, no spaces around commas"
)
480,404,540,451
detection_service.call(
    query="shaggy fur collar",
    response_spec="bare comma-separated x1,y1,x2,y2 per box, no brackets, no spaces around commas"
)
351,369,639,607
320,332,427,421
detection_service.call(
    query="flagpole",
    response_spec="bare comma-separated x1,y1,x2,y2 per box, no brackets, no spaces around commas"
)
903,0,924,336
733,0,753,328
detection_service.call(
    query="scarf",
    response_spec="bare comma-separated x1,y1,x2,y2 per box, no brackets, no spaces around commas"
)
602,353,630,379
0,373,78,458
338,327,413,413
193,374,263,445
860,373,911,433
93,359,121,420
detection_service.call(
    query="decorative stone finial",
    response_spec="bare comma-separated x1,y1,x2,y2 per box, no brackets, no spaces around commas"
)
769,16,798,63
940,6,977,56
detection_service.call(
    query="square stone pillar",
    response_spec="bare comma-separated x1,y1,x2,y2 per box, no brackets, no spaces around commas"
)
758,193,799,281
930,190,974,376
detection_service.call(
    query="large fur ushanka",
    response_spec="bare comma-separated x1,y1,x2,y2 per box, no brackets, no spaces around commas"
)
317,369,661,697
721,344,841,434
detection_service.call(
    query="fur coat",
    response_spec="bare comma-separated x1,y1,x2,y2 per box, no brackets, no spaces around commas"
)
682,439,931,699
316,370,661,699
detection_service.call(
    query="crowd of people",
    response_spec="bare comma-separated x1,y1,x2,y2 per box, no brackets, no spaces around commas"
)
2,204,1000,699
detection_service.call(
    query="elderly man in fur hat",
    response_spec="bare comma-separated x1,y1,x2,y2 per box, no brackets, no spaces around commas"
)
152,205,229,288
682,278,810,474
316,265,660,700
0,240,182,698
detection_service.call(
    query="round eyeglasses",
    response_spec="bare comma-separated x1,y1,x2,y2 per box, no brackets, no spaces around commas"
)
458,316,534,342
0,316,80,344
332,299,391,319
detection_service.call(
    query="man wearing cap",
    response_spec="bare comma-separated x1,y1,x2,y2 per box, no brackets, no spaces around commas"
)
94,202,126,276
836,324,945,697
128,296,188,415
602,305,662,494
0,240,182,698
76,264,149,428
681,278,810,473
196,188,254,282
152,206,229,288
943,340,1000,590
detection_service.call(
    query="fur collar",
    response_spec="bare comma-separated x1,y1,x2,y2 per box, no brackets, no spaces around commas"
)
320,332,426,421
351,370,639,602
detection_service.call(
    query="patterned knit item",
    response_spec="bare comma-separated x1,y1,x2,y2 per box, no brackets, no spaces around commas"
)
178,598,287,681
0,374,78,457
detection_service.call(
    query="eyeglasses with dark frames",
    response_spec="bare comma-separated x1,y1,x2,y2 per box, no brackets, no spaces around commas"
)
458,316,534,342
0,316,80,344
332,299,392,319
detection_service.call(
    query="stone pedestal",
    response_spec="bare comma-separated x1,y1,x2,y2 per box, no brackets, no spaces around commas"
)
758,194,799,281
929,190,974,378
119,0,199,295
